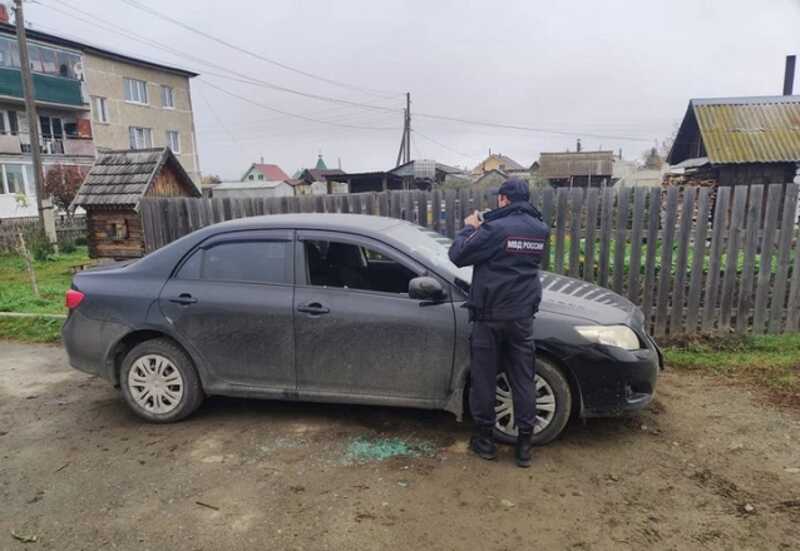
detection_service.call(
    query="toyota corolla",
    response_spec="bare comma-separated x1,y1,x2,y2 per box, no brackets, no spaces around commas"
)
63,214,661,445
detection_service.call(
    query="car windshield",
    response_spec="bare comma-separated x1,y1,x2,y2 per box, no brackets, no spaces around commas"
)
385,222,472,287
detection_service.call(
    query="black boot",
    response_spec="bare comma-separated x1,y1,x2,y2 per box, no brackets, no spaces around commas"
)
515,429,533,468
469,426,497,460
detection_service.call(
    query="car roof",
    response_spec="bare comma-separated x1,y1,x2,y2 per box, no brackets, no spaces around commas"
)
207,213,407,235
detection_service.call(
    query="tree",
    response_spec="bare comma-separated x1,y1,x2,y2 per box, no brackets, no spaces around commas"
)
44,164,86,216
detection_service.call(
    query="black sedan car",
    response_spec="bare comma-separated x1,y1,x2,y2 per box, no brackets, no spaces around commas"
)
63,214,661,445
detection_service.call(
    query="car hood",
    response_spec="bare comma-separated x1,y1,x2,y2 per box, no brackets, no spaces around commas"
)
539,272,643,327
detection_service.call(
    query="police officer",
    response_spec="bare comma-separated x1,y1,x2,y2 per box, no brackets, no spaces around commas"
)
448,178,549,467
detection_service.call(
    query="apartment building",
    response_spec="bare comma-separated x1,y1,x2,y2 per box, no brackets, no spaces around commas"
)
0,13,199,219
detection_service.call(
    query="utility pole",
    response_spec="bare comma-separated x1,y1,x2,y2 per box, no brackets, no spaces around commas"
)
14,0,55,245
405,92,410,164
395,92,411,167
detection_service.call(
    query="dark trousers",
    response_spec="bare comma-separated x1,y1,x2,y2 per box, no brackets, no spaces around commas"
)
469,317,536,433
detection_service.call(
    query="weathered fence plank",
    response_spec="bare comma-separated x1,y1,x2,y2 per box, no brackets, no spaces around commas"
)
686,187,711,333
583,187,599,284
701,186,731,332
654,187,678,338
719,186,748,331
641,188,661,328
735,185,763,334
627,187,647,303
568,188,584,278
669,188,695,335
540,188,555,271
768,183,799,333
613,186,630,294
753,184,783,333
598,187,615,288
444,190,456,238
553,188,568,274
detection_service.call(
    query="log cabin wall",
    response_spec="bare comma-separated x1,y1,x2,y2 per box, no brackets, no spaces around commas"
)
146,164,193,198
86,208,144,259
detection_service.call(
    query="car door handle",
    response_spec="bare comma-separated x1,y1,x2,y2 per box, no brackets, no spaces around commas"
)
170,293,198,305
297,303,330,315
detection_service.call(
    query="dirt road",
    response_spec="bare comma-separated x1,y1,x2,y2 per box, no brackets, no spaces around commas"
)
1,341,798,550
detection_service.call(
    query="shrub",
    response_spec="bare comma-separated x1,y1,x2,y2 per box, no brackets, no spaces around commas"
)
60,240,77,254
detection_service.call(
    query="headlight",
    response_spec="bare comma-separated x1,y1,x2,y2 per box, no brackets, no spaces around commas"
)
575,325,641,351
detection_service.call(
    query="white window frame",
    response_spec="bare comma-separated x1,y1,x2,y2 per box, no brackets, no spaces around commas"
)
0,162,33,196
129,126,153,150
160,85,175,109
123,77,149,105
92,96,109,123
166,130,181,154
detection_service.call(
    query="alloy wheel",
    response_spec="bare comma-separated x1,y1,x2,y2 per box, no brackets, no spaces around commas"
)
495,372,557,436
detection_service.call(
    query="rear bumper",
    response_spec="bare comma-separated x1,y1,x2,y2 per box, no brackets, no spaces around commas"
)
563,341,660,418
62,309,129,381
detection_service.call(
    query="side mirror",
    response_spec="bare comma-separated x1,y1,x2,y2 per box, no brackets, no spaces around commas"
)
409,276,446,301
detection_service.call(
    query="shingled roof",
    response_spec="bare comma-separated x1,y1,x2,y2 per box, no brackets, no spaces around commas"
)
72,147,199,209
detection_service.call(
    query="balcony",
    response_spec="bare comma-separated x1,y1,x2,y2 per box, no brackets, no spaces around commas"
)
0,67,86,108
0,132,95,158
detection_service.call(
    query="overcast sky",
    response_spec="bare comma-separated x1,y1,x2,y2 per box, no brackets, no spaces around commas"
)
26,0,800,179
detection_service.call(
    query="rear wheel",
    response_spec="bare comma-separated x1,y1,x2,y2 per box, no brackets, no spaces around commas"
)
493,357,572,446
120,338,204,423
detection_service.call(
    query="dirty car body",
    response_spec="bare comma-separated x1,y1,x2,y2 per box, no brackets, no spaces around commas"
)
63,214,661,443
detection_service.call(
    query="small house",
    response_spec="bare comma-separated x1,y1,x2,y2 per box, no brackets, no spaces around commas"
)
241,162,290,182
72,147,199,259
666,95,800,187
538,150,615,187
212,179,294,199
471,152,525,176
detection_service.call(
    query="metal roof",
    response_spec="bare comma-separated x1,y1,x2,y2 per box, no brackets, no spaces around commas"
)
214,180,288,190
537,151,615,179
676,95,800,164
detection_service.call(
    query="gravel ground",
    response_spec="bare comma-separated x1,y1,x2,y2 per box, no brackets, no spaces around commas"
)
1,341,799,550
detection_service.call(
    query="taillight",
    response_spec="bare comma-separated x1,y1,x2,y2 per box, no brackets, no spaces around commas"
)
65,289,85,310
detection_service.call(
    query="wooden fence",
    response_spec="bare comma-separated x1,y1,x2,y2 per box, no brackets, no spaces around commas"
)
0,215,87,252
141,183,800,338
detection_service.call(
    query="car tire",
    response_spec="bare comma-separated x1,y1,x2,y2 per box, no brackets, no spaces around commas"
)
119,338,204,423
492,357,572,446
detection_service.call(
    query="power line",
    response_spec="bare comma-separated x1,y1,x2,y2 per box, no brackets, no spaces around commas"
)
117,0,400,99
412,129,477,161
198,79,399,131
38,0,405,116
36,0,655,143
413,112,653,143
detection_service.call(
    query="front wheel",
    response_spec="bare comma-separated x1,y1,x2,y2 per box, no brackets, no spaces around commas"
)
493,357,572,446
119,338,205,423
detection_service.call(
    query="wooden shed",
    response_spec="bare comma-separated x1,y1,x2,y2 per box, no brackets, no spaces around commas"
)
72,147,200,259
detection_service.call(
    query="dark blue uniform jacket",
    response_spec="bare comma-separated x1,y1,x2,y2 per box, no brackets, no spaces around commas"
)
448,201,549,321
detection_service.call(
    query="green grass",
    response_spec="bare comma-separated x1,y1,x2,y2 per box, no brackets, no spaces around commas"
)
0,247,88,314
550,236,782,280
664,333,800,401
0,317,63,343
0,246,88,342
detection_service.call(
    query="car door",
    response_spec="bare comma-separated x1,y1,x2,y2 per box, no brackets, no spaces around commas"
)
159,229,296,391
293,230,455,404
